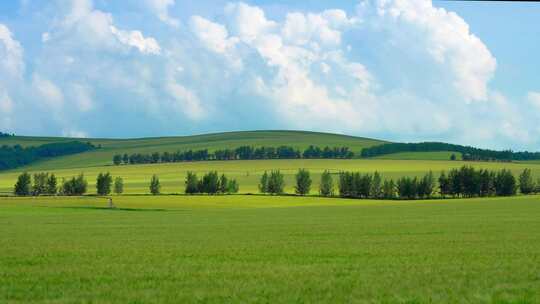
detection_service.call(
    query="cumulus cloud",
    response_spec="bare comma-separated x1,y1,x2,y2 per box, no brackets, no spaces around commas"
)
32,74,64,109
361,0,496,102
145,0,179,28
2,0,539,149
0,24,24,79
110,26,161,55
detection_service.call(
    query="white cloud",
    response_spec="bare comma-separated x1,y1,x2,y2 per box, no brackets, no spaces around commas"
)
190,16,238,54
166,81,205,121
145,0,179,28
527,92,540,110
41,32,50,42
363,0,496,102
32,74,64,108
0,89,14,114
225,2,277,43
53,0,161,55
0,24,24,79
70,84,94,112
110,26,161,55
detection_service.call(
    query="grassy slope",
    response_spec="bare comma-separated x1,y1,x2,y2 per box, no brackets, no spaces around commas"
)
1,159,539,194
374,151,462,161
0,130,384,170
1,195,539,303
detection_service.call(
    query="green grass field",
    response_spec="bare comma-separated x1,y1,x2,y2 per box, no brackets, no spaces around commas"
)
2,159,540,195
3,131,540,302
374,151,462,161
1,130,384,170
1,195,539,303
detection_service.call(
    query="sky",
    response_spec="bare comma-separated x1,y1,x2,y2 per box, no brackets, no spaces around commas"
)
0,0,539,150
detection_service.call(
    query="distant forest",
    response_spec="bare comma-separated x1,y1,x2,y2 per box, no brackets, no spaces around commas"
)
0,132,14,137
0,141,96,171
360,142,540,161
113,145,354,165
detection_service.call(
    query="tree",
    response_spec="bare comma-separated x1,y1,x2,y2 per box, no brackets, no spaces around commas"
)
200,171,219,194
185,172,199,194
218,174,228,194
319,170,334,197
295,169,311,196
494,169,516,196
122,153,129,164
61,174,87,196
259,171,269,194
14,172,32,196
267,170,285,195
417,171,435,198
32,172,49,196
149,175,161,195
114,177,124,195
113,154,122,165
46,174,57,195
370,171,383,198
450,154,457,161
519,168,535,195
439,171,450,198
382,180,396,199
227,179,239,194
96,172,113,196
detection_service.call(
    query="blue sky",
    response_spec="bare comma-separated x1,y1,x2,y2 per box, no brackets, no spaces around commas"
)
0,0,539,150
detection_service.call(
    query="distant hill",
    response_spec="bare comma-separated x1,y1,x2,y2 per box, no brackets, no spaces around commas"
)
0,130,385,171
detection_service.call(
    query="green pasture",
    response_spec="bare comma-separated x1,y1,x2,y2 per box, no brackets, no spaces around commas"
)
374,151,462,161
1,130,383,170
2,159,539,195
1,195,539,303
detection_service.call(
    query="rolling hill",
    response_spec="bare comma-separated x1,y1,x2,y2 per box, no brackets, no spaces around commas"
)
0,130,385,171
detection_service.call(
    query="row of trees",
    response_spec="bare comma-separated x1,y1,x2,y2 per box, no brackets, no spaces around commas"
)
360,142,540,162
0,132,14,137
1,141,95,171
184,171,239,194
13,171,238,196
13,167,538,199
13,172,124,196
113,145,354,165
256,167,537,200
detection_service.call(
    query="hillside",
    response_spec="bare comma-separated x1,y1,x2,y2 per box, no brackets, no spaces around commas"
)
0,130,385,171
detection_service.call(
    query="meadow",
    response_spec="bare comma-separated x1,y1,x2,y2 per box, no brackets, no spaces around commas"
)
2,158,540,195
2,130,540,303
1,194,539,303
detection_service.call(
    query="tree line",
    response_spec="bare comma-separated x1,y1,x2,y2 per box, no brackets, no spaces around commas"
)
0,141,96,171
13,171,238,196
0,132,14,137
12,166,538,199
257,166,538,200
113,145,354,165
360,142,540,162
